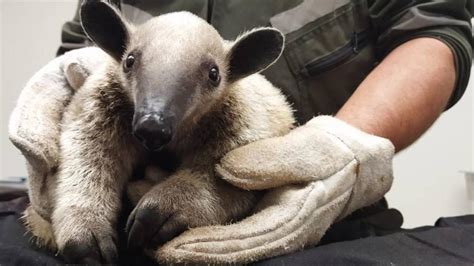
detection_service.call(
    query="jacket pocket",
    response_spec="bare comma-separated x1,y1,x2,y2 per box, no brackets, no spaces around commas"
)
272,1,377,121
302,30,370,76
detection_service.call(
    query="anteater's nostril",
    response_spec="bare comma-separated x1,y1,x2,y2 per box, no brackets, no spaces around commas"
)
133,114,172,151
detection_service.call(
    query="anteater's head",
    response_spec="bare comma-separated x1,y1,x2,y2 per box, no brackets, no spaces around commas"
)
80,0,284,151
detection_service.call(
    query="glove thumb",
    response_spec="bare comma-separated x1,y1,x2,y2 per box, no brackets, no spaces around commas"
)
215,120,356,190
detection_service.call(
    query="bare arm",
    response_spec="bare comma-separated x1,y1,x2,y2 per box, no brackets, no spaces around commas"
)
336,38,456,152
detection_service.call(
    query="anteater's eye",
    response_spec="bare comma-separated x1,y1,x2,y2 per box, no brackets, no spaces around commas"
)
208,65,220,86
123,54,135,72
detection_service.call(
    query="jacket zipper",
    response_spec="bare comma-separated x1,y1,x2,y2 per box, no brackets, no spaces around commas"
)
303,30,370,76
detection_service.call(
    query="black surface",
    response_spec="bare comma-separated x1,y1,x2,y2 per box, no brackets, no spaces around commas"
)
1,187,473,265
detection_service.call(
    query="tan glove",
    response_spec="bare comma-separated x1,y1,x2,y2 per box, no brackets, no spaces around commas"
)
9,47,107,220
158,116,395,264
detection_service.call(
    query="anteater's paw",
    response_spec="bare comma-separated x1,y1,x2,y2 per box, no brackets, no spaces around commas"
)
125,194,190,252
54,210,118,264
125,182,224,253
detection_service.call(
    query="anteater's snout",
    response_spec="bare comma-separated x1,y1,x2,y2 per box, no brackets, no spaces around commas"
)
133,113,172,151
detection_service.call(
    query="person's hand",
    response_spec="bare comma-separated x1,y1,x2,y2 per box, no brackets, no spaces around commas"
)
9,47,107,220
10,46,107,167
157,116,394,264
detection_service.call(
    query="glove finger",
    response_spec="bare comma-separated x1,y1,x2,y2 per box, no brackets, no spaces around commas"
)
157,161,357,264
9,56,68,170
64,62,88,91
216,124,355,190
62,47,107,90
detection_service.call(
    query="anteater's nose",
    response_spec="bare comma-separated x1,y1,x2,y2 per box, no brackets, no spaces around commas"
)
133,113,172,151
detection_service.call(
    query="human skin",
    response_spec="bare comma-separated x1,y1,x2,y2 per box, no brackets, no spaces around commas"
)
336,37,456,152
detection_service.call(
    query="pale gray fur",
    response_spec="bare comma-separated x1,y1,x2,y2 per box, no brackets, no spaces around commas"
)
23,8,295,263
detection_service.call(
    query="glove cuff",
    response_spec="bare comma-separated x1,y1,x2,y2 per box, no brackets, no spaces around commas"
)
307,116,395,218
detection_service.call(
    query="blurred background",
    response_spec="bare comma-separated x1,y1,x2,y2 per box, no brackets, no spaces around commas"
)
1,0,473,228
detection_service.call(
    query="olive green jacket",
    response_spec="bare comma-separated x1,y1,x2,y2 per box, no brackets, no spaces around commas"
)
59,0,473,124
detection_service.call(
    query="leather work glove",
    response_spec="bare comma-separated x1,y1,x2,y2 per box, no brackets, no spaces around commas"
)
158,116,395,264
9,47,107,221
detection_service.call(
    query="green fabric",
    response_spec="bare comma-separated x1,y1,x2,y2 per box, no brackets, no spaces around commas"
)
57,0,473,123
367,0,473,109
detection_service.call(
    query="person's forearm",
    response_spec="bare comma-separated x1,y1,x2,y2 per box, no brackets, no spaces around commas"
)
336,37,456,152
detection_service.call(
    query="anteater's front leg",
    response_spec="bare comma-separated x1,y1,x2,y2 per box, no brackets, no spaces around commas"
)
125,168,260,256
51,105,138,264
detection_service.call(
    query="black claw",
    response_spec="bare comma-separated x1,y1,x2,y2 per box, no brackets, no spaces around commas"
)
98,236,118,264
125,208,137,234
150,216,187,248
127,218,145,252
126,206,169,252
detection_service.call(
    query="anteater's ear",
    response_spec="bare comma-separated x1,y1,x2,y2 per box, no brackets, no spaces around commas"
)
80,0,129,61
227,28,284,82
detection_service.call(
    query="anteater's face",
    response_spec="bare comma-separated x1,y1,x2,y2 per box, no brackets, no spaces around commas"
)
81,0,284,151
121,14,228,151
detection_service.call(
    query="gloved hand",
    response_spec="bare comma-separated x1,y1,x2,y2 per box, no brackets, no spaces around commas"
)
9,47,107,220
158,116,395,264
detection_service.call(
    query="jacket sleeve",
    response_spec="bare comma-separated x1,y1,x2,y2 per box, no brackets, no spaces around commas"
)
368,0,473,109
56,1,88,56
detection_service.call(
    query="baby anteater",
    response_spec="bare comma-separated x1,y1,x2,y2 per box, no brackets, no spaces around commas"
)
23,0,294,263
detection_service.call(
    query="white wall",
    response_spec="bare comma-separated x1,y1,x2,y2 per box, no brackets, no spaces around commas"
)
386,80,473,227
0,0,77,180
1,1,473,227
